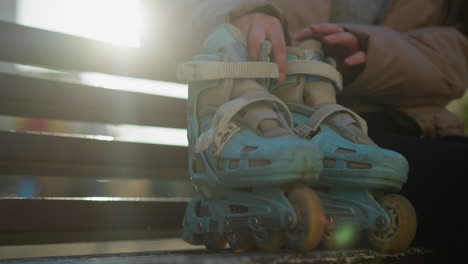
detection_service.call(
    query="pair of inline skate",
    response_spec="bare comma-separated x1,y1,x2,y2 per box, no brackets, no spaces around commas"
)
178,24,417,253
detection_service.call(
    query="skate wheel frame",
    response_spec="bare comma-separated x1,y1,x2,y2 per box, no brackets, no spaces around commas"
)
253,231,285,252
285,185,325,252
226,232,255,252
367,194,417,253
204,233,227,251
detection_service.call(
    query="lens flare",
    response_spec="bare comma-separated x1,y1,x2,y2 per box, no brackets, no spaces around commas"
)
334,222,358,248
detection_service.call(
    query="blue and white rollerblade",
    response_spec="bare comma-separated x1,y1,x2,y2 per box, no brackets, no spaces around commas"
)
270,40,417,253
178,25,326,252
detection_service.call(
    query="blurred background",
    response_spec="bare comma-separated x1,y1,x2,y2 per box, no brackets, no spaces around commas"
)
0,0,196,199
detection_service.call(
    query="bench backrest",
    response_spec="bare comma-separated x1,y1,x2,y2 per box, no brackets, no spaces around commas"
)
0,20,190,245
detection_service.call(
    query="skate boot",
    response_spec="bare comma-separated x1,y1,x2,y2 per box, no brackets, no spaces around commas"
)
177,25,326,252
269,40,417,253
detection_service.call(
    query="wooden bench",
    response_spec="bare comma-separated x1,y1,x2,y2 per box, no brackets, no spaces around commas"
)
0,20,437,264
0,20,191,245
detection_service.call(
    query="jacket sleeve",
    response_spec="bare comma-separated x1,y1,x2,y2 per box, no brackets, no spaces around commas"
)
341,24,468,108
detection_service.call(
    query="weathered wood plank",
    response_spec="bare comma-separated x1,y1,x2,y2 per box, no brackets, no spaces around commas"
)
0,72,186,128
0,197,188,245
0,21,177,81
0,130,189,179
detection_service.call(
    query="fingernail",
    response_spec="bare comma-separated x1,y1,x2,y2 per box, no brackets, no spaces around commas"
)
323,35,333,41
279,72,286,83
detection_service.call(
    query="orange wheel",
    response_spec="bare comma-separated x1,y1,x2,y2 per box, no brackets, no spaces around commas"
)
285,185,325,252
368,194,417,253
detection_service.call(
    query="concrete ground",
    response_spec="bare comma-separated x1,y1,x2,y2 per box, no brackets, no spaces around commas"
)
0,239,436,264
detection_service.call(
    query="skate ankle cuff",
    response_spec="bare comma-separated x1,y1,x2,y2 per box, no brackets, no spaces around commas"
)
287,60,343,92
195,91,292,155
177,61,279,83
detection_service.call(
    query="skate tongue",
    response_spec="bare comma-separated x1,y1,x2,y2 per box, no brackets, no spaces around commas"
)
201,24,246,55
258,119,295,138
326,112,377,146
201,24,272,63
299,40,325,60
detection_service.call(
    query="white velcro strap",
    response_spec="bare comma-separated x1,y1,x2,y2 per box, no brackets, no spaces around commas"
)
194,91,292,155
307,104,368,134
287,60,343,91
177,61,279,83
293,124,316,138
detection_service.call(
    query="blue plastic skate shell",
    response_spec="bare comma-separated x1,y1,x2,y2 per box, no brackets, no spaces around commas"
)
181,24,325,246
268,48,410,233
291,107,408,190
291,107,409,231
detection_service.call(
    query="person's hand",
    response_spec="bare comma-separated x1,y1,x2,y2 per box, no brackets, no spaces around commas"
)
292,23,366,84
233,13,287,83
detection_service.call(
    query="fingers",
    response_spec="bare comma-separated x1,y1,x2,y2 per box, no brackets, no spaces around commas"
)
291,27,314,41
246,25,265,63
323,32,365,66
245,17,287,83
344,51,366,66
268,26,287,82
309,23,345,35
292,23,344,41
323,32,360,52
292,23,366,67
234,13,287,82
290,23,366,84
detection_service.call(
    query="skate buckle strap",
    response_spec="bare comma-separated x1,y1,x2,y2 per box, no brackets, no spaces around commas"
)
287,60,343,91
195,91,292,155
306,104,368,135
293,124,317,138
177,61,279,83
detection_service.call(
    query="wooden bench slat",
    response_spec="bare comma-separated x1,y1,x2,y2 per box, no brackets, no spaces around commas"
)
0,130,189,180
0,197,187,245
0,21,177,81
0,20,197,246
0,72,187,128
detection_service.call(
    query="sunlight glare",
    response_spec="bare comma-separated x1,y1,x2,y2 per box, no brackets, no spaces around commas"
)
17,0,142,47
110,125,188,147
80,73,188,99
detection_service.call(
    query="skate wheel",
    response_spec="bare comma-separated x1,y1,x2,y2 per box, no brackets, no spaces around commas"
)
368,194,417,253
204,233,227,251
225,232,255,252
321,221,360,250
253,231,284,252
285,185,325,252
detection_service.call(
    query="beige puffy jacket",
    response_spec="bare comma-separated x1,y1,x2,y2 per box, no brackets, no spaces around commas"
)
161,0,468,137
